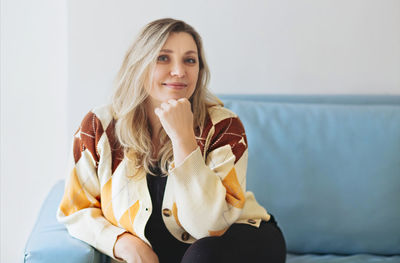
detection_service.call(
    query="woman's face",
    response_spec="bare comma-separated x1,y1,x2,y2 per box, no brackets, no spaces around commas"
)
146,32,200,107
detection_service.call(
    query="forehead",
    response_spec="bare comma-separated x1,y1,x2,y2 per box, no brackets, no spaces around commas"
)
161,32,198,52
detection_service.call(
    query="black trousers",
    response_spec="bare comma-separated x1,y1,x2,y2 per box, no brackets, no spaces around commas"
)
146,172,286,262
154,216,286,263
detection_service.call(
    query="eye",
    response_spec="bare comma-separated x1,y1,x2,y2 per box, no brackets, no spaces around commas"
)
157,55,169,62
185,57,197,64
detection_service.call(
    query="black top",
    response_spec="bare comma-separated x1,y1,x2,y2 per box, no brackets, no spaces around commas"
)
144,166,190,262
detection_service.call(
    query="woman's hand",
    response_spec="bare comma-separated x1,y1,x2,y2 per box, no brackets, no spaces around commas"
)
154,98,198,166
154,98,194,143
114,232,159,263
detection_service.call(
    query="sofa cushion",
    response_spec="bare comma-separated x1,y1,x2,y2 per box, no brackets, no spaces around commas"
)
287,253,400,263
222,97,400,255
24,180,107,263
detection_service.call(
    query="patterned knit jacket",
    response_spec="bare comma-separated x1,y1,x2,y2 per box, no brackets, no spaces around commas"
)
57,104,270,259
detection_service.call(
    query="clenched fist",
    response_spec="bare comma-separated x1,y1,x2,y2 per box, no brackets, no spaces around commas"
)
154,98,198,166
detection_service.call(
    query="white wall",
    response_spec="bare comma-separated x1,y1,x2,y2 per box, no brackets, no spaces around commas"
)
1,0,68,262
1,0,399,262
68,0,400,134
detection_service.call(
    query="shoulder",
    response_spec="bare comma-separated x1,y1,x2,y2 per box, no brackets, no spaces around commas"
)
76,104,117,149
207,105,239,125
206,105,245,133
203,105,247,161
203,105,247,144
80,104,114,133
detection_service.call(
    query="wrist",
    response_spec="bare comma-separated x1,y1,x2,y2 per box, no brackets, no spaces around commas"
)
172,136,197,152
171,130,196,146
172,136,198,167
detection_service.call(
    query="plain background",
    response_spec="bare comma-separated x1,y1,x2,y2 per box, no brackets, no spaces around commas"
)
1,0,399,262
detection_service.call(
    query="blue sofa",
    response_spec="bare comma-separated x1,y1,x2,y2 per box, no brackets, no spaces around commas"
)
24,95,400,263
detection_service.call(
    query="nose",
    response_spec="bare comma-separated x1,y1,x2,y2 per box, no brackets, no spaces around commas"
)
170,61,185,78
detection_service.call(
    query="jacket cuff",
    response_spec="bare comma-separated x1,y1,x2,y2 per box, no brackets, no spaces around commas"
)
168,147,204,184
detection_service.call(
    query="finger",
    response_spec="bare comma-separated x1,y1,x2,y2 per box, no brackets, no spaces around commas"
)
154,107,163,117
177,98,190,107
177,98,191,110
160,102,170,111
177,98,188,103
167,99,178,106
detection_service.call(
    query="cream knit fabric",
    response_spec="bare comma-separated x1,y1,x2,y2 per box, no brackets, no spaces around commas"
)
57,104,270,259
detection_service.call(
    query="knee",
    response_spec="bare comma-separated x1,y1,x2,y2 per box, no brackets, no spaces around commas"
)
181,237,221,263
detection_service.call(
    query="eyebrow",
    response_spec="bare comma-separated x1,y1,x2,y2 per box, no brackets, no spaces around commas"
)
160,49,198,55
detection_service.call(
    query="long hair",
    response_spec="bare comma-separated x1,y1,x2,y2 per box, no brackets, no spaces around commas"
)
111,18,221,176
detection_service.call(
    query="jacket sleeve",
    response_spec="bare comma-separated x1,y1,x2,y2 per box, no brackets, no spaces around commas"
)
168,114,249,238
56,112,126,259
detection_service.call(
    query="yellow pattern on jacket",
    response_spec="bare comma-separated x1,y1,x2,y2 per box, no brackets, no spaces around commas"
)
57,104,270,259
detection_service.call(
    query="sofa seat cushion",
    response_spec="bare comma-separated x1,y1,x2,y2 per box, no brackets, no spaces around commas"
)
24,180,107,263
287,253,400,263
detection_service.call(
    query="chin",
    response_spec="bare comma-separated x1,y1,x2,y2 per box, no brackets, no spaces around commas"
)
166,94,187,101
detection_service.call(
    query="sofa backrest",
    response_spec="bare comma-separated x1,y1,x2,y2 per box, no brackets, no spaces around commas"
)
220,95,400,256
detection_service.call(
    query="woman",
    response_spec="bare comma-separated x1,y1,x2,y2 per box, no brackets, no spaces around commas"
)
57,18,286,263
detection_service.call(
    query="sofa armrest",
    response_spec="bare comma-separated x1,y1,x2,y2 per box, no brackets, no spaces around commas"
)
24,180,109,263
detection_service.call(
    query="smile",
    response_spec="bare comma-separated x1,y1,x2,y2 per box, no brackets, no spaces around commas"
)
162,82,187,90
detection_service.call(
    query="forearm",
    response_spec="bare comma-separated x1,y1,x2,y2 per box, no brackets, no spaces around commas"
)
168,147,247,238
171,133,198,167
57,207,126,258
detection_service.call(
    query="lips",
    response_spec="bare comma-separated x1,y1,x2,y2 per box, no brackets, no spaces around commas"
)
162,82,187,90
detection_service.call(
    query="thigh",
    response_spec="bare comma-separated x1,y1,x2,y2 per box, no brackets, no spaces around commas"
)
181,217,286,263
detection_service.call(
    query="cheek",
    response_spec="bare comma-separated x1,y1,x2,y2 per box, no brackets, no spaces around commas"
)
189,67,200,84
189,70,199,96
152,67,167,85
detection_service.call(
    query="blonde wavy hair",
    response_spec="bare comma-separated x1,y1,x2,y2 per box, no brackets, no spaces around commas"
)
111,18,221,176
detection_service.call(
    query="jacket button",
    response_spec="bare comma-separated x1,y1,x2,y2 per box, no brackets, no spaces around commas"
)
181,232,190,241
247,219,256,224
162,208,172,217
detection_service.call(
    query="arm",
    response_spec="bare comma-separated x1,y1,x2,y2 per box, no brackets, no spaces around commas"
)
155,99,248,238
57,112,127,259
170,116,248,238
